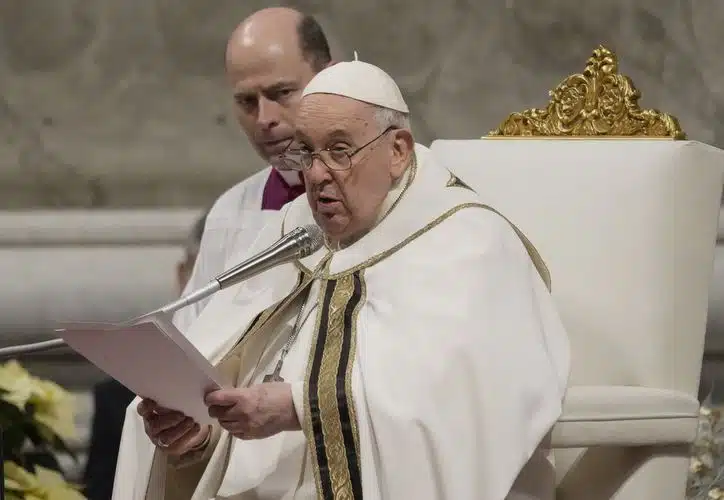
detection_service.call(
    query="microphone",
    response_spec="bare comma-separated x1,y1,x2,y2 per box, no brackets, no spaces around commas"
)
150,223,324,317
0,224,325,358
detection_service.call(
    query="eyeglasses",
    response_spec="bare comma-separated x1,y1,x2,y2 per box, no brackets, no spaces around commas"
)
278,126,396,171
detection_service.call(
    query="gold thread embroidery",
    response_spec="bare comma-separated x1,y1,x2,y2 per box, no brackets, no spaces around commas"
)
374,153,418,227
303,261,333,498
318,275,355,498
345,272,366,468
303,272,364,499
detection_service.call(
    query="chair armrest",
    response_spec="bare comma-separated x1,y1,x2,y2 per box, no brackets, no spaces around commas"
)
551,386,700,448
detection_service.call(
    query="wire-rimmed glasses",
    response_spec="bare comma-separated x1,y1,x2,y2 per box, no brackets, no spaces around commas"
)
278,126,396,171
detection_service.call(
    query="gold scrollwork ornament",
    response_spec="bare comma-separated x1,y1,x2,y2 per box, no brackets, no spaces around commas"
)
488,45,685,139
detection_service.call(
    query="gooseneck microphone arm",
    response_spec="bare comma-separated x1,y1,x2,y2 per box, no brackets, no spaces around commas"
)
0,225,324,359
153,224,318,317
0,339,68,358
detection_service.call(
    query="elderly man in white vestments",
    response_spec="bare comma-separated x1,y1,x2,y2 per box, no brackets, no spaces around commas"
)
113,60,570,500
174,7,335,332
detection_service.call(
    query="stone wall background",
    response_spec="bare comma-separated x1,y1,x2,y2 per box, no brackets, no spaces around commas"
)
1,0,723,208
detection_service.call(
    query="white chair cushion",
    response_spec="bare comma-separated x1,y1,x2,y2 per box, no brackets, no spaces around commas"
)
553,386,700,448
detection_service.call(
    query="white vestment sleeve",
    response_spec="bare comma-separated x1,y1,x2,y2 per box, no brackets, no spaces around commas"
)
357,208,570,499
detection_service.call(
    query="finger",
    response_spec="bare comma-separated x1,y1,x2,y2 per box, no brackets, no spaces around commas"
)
137,399,156,417
164,424,208,456
149,406,186,421
139,400,178,418
146,412,187,438
207,404,224,419
207,403,244,421
157,419,198,449
204,388,244,407
151,406,175,416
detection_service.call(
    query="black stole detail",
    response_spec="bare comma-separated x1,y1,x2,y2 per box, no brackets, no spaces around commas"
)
306,272,365,500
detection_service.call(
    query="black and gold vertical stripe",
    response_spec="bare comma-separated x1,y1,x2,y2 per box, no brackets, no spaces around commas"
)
305,271,366,500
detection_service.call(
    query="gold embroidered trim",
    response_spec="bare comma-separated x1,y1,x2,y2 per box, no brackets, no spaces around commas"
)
303,272,365,500
374,153,418,228
320,156,417,253
478,204,552,291
312,203,550,289
345,272,364,471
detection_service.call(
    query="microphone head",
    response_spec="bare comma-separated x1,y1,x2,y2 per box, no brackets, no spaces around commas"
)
299,224,325,257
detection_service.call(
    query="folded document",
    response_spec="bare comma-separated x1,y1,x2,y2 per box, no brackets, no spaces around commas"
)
55,313,222,424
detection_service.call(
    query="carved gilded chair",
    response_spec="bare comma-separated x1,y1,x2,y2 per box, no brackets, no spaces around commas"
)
431,46,724,499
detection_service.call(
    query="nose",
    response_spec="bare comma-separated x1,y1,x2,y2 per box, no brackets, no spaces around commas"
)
303,155,333,186
257,96,280,129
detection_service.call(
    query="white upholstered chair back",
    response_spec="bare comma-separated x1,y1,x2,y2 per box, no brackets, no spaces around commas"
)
430,47,724,499
433,139,722,394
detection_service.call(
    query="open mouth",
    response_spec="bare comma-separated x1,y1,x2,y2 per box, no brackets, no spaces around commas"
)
317,195,339,205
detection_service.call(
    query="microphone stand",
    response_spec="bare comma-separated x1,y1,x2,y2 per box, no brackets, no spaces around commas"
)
0,225,319,360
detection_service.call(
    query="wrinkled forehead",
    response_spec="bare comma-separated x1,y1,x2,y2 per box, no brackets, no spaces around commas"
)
295,94,376,142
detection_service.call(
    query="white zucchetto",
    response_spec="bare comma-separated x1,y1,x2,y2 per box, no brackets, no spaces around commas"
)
301,57,409,113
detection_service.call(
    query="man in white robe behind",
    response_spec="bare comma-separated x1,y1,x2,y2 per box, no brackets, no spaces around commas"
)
114,59,570,500
174,7,336,333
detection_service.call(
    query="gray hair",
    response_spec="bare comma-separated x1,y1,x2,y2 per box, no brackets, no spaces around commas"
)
373,105,411,131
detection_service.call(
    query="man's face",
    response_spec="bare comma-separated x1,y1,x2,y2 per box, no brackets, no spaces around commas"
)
294,95,412,245
226,42,318,168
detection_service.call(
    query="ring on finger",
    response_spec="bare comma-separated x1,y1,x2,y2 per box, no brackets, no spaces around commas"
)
157,437,170,448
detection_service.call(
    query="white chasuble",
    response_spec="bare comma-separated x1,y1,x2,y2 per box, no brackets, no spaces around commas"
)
113,145,570,500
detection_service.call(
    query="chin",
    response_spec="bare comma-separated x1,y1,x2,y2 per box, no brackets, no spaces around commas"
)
313,214,346,239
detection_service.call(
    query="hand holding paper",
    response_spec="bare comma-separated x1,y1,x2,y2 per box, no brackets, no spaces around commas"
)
204,382,300,440
137,399,211,455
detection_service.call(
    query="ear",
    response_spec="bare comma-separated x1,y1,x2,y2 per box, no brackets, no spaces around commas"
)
389,129,415,179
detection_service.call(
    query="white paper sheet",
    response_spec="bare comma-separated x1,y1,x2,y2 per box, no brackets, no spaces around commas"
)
55,312,222,424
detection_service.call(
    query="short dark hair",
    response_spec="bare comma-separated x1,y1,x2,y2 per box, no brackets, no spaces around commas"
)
297,14,332,72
